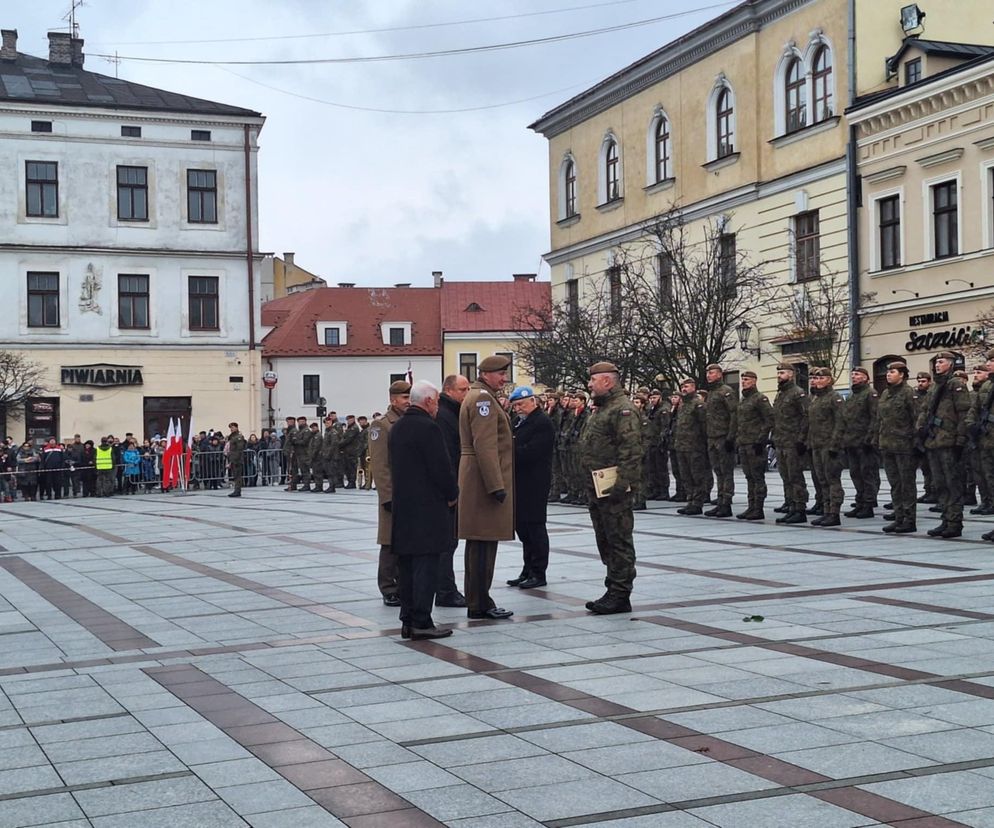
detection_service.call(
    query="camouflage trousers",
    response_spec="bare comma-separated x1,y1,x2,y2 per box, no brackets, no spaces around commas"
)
881,451,917,527
971,447,991,506
979,447,994,508
776,445,808,511
293,456,312,488
739,444,767,509
588,496,636,597
707,440,735,505
810,448,844,514
847,446,881,508
669,446,682,496
311,458,335,491
549,447,565,499
928,447,964,528
676,449,710,507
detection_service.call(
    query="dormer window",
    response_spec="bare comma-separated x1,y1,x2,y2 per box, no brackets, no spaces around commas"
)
381,321,412,345
905,57,922,85
465,302,484,312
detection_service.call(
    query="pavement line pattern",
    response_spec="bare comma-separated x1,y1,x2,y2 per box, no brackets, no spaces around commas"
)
145,663,445,827
0,556,159,650
406,640,972,828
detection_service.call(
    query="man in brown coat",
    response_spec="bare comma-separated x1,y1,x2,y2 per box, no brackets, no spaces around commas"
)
368,380,411,606
458,355,515,620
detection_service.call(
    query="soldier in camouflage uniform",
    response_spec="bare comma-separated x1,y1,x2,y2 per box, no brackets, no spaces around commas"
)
841,367,880,518
917,351,972,539
735,371,773,520
290,416,313,491
227,422,246,497
667,391,684,500
579,362,642,614
553,393,572,502
632,395,649,510
645,389,668,499
974,351,994,540
874,361,917,533
565,392,589,504
969,364,992,514
703,364,738,517
546,392,565,502
340,415,362,488
312,415,339,493
674,379,709,515
807,368,846,527
773,364,810,524
913,372,936,502
281,416,297,490
955,370,979,508
301,423,321,492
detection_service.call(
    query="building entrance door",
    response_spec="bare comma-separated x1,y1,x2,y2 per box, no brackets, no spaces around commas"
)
143,397,192,442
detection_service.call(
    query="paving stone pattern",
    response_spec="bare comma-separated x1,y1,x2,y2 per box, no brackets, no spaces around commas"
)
1,474,994,824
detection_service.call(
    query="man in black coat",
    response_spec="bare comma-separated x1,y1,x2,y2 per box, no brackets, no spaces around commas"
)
389,381,460,640
434,374,470,607
509,386,555,589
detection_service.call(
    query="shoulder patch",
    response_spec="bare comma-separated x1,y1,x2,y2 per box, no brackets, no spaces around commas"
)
477,401,491,417
620,409,631,416
369,427,380,441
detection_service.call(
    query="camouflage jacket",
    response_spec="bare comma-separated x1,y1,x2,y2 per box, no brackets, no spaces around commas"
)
578,386,642,493
736,388,774,446
673,393,707,452
915,372,971,449
841,383,879,449
321,427,340,462
705,381,738,441
807,386,845,449
874,381,916,454
772,380,809,448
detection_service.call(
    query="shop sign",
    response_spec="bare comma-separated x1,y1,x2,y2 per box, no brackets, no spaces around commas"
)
905,324,981,353
60,364,144,387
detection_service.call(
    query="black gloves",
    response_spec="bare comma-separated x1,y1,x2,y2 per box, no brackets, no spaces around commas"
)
861,443,876,456
604,486,628,503
724,439,736,453
796,442,807,455
492,489,507,503
753,442,766,457
382,501,392,513
828,449,839,460
953,445,964,462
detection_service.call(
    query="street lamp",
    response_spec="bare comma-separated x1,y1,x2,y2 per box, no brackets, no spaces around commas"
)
736,321,760,357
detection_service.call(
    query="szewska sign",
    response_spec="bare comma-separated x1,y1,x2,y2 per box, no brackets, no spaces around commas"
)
60,364,144,387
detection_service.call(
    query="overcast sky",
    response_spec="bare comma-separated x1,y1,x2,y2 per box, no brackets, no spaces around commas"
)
17,0,735,287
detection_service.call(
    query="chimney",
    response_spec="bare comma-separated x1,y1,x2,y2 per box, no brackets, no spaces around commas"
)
432,270,443,288
512,273,537,282
70,37,84,67
394,283,411,288
47,32,72,65
283,252,295,268
337,282,355,288
0,29,17,61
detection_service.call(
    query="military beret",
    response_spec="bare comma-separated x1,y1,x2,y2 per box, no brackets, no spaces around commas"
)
388,380,412,395
741,371,758,379
852,366,870,378
508,386,534,402
916,371,931,380
887,361,909,372
810,367,832,377
973,364,989,372
650,388,662,396
479,354,511,372
776,362,796,372
637,385,650,395
954,370,969,379
680,377,697,386
589,361,619,375
986,349,994,361
573,390,588,401
936,351,957,361
706,363,723,372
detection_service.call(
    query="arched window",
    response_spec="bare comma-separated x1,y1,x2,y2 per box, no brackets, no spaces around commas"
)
557,154,578,221
605,138,620,201
812,45,833,122
784,57,807,133
654,116,671,182
716,87,734,158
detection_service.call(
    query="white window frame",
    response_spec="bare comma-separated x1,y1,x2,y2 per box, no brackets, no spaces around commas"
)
706,75,736,162
922,173,962,262
181,267,227,337
868,187,905,273
557,153,578,221
982,159,994,251
597,132,622,205
21,265,69,335
645,107,673,185
803,32,836,125
381,321,412,345
316,321,347,346
773,45,807,137
180,164,226,232
111,268,158,337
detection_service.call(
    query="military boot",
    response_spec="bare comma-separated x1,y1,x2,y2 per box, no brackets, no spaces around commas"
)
882,522,898,533
893,523,917,534
982,529,994,542
585,591,611,610
941,524,963,539
744,509,765,521
773,502,790,513
705,504,731,518
808,503,824,516
927,521,949,537
775,504,795,524
678,504,703,515
781,509,807,524
818,513,841,527
589,593,632,615
736,505,754,519
883,512,896,521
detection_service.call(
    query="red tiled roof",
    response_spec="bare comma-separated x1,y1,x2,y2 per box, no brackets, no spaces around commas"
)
440,280,550,333
261,287,442,357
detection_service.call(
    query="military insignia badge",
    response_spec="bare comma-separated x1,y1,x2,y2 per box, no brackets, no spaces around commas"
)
477,402,490,417
369,427,380,441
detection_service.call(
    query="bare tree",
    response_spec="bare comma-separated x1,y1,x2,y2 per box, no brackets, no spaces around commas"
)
770,274,852,376
0,351,48,436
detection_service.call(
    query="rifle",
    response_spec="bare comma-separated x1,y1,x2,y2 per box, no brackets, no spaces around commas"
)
969,382,994,446
917,376,950,446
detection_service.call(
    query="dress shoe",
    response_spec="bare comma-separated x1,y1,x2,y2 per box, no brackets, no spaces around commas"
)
928,505,943,513
517,577,547,589
818,514,841,527
893,523,917,534
941,525,963,539
467,607,514,620
773,503,790,513
677,505,702,515
436,594,467,608
781,511,807,524
401,624,411,639
808,505,824,516
589,595,632,615
411,626,452,640
382,594,401,607
883,512,896,521
926,522,948,537
882,522,898,534
227,492,241,498
506,573,528,587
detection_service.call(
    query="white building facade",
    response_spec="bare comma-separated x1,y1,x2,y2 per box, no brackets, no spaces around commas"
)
0,29,265,442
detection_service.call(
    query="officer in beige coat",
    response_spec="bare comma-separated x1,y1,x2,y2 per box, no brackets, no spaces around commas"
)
458,354,515,619
368,380,411,606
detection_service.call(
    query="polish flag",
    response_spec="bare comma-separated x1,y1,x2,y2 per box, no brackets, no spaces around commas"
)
162,418,184,490
183,416,194,485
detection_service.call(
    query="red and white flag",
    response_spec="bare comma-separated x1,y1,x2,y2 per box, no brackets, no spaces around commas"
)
162,418,184,489
406,361,413,384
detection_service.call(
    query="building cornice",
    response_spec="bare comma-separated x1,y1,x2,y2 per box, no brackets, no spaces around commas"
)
0,243,266,260
544,155,846,267
0,102,264,129
529,0,813,138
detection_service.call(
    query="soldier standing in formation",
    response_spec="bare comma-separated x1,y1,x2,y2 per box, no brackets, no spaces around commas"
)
773,364,809,525
875,361,917,533
291,416,312,491
975,350,994,540
563,392,589,505
579,362,641,614
806,367,846,527
735,371,773,520
546,392,565,503
227,422,246,498
314,415,339,493
667,390,684,501
674,378,709,515
918,351,971,539
841,367,880,519
645,388,671,500
340,415,361,488
281,416,296,489
703,364,737,518
969,363,991,513
914,372,937,503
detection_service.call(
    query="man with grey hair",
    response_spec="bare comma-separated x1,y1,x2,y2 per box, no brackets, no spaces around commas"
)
435,374,470,607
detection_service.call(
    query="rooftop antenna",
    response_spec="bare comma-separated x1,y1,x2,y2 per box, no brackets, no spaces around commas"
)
63,0,84,38
103,50,121,78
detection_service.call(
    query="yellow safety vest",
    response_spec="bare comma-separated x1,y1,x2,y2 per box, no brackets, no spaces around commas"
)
95,446,114,470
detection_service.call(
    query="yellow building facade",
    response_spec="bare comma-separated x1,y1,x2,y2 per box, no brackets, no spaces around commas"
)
530,0,994,391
